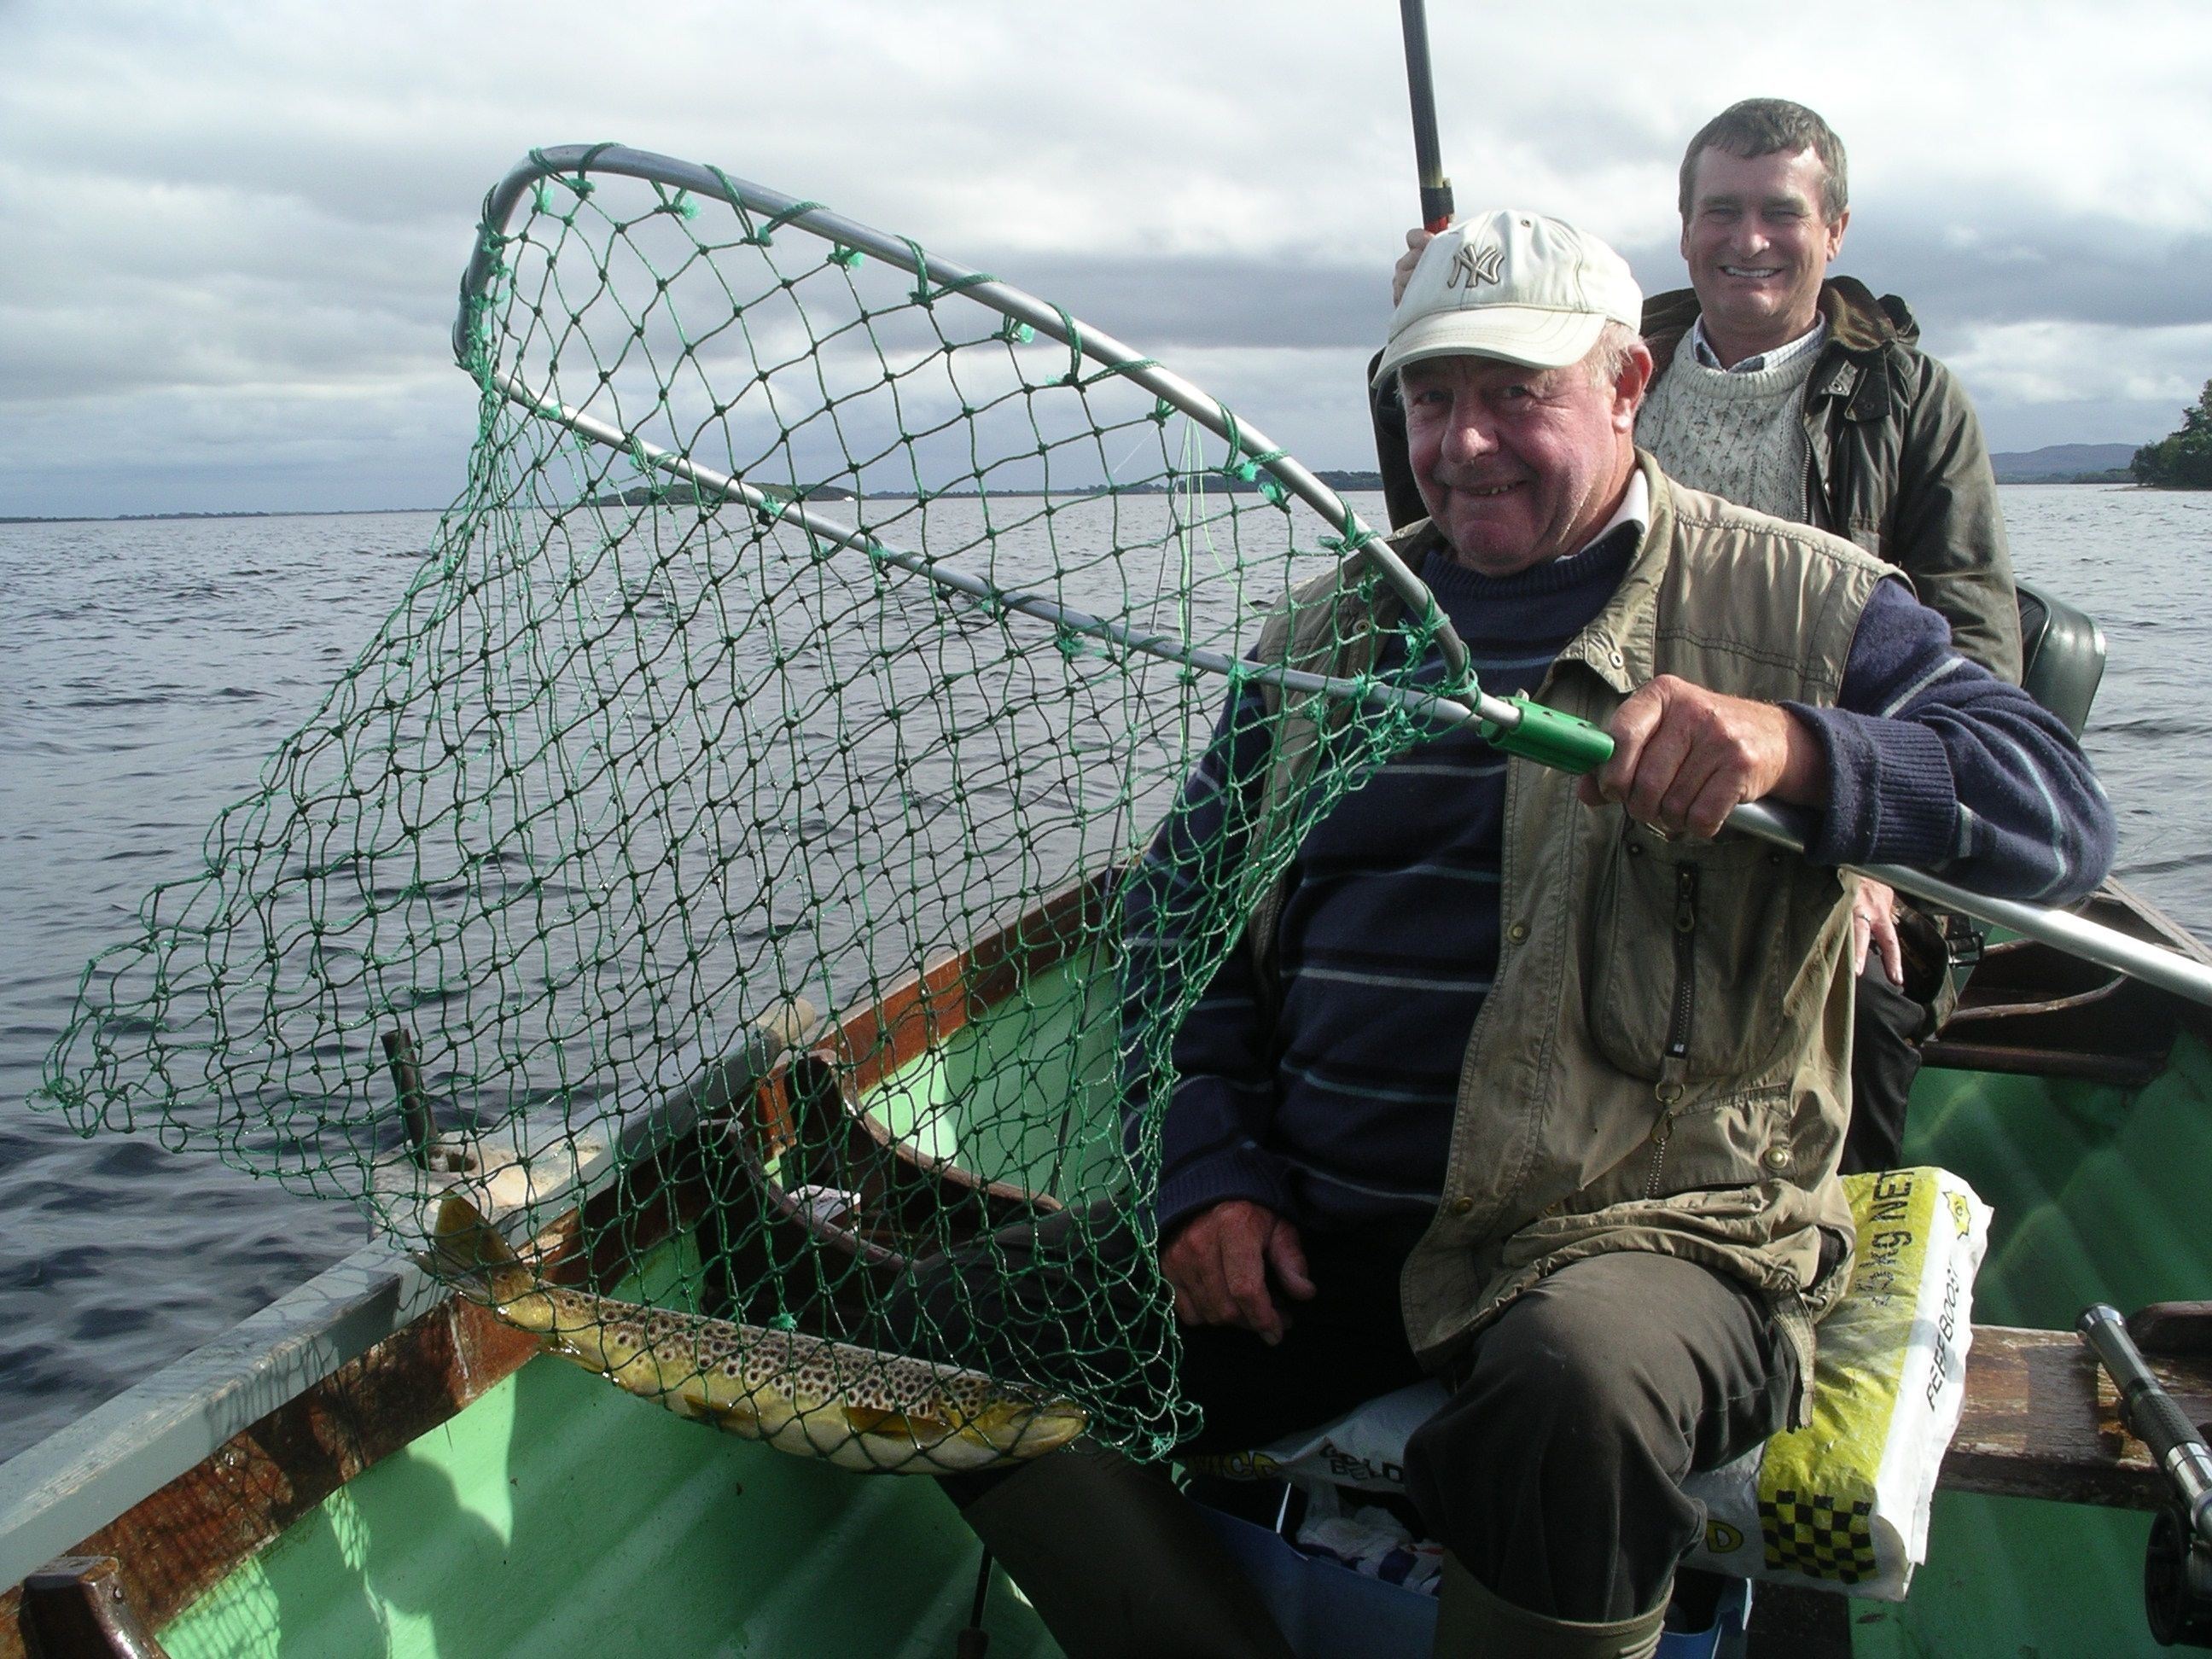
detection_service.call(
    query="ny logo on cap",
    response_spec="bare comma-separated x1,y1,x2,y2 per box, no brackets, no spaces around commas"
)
1447,242,1505,291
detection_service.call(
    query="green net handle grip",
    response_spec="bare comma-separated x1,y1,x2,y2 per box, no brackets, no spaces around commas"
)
1478,694,1615,775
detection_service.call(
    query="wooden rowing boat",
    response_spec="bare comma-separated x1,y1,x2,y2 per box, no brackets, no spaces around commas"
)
4,863,2210,1656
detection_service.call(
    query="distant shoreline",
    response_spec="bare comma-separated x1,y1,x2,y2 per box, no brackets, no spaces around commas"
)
0,507,451,526
14,472,2194,524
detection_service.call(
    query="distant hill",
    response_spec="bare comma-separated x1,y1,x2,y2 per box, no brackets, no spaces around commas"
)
1989,444,2138,483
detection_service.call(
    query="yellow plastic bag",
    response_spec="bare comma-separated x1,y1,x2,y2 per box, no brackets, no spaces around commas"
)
1681,1166,1989,1598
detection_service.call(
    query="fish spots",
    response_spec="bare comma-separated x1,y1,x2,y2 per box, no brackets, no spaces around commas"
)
485,1257,1083,1471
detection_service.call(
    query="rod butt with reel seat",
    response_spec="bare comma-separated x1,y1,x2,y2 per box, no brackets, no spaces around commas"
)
1397,0,1454,233
2081,1303,2212,1646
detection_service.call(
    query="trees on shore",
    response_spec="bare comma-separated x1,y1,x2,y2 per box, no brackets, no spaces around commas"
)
2133,380,2212,488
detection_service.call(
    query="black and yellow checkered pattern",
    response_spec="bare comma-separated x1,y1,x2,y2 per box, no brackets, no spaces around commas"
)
1759,1487,1879,1583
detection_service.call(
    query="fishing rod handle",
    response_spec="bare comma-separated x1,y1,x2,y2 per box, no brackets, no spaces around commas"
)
2081,1304,2212,1546
1420,184,1456,239
1396,0,1453,232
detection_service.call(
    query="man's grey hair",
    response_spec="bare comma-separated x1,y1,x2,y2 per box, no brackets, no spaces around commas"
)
1677,98,1848,224
1586,321,1644,390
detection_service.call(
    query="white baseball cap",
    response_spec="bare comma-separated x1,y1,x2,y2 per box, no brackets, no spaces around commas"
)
1373,210,1644,384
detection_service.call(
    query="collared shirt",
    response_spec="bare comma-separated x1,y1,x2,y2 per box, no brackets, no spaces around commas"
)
1582,470,1650,552
1689,314,1828,375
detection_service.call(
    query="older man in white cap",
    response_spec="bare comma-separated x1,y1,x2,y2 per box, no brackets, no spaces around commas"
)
932,212,2111,1659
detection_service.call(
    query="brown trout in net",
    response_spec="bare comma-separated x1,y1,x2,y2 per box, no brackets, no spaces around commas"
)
430,1194,1086,1473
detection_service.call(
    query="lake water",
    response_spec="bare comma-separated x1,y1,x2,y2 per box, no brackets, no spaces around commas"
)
3,486,2209,1464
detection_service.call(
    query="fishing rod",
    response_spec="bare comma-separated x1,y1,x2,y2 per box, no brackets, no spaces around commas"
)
2080,1305,2212,1646
461,145,2212,1016
1398,0,1454,232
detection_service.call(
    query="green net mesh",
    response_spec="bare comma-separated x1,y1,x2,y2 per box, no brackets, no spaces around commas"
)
39,146,1460,1470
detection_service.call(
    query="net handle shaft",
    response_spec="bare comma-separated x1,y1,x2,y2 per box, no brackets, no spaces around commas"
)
453,143,1469,687
499,361,2212,1015
1399,0,1455,233
1463,705,2212,1010
1723,802,2212,1010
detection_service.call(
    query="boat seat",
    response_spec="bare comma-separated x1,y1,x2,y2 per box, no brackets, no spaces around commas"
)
2013,579,2106,738
1188,1316,2212,1600
1191,1168,1993,1602
1947,1312,2212,1509
1187,1179,2212,1610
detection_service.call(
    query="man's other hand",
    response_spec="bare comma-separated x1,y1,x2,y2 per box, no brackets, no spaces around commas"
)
1575,674,1829,839
1393,227,1440,306
1853,876,1904,986
1160,1198,1316,1345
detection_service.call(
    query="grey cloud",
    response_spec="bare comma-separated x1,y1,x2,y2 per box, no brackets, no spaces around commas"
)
959,253,1394,351
8,0,2207,516
1626,216,2212,337
990,205,2212,364
1,270,457,405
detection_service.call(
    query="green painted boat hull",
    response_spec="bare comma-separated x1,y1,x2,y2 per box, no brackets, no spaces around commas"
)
144,955,2212,1656
161,1359,1057,1659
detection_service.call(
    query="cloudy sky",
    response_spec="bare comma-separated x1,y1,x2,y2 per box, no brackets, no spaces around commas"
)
6,0,2210,518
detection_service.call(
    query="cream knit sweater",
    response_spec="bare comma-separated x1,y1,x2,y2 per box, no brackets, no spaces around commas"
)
1635,345,1819,524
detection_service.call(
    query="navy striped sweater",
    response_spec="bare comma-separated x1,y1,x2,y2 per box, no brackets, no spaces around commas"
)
1124,533,2115,1239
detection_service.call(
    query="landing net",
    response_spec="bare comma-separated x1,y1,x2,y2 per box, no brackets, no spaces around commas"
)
41,144,1467,1464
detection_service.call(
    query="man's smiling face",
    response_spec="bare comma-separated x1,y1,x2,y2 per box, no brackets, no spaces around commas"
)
1400,346,1646,578
1679,146,1848,364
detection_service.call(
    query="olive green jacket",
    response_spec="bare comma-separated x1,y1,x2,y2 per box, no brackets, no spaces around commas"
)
1370,277,2022,682
1250,457,1887,1422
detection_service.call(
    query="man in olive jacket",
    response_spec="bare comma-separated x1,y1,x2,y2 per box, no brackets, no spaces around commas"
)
1640,127,2017,684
